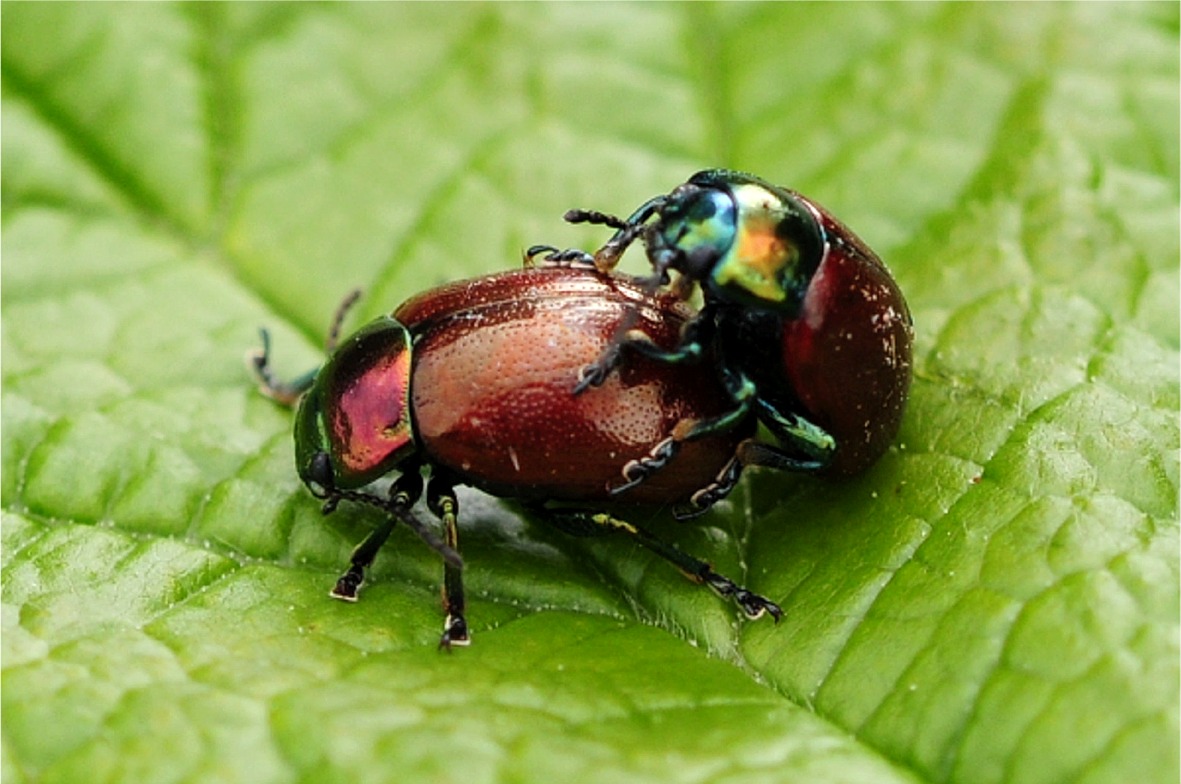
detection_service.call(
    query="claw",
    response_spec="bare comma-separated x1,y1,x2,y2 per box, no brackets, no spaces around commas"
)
671,501,711,521
526,244,596,269
438,614,471,650
609,438,678,495
573,350,617,395
734,591,783,622
331,567,364,601
700,571,783,622
609,469,646,497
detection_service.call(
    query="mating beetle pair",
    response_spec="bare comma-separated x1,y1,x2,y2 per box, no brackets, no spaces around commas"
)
253,169,912,648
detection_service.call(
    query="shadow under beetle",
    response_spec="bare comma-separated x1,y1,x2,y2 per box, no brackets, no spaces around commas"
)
537,169,913,508
252,264,782,649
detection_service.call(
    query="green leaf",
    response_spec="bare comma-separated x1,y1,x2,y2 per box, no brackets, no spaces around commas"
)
3,3,1176,783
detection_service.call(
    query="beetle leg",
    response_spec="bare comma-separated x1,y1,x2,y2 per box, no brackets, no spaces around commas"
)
427,475,469,650
330,516,397,601
673,453,745,520
566,221,686,395
621,319,710,365
330,471,425,601
673,428,836,520
752,400,837,468
740,430,833,471
574,308,714,395
612,437,679,495
523,244,596,269
573,339,623,394
541,508,782,622
611,374,755,496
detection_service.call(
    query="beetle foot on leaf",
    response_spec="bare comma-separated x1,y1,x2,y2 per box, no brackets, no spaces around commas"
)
439,613,471,651
735,591,783,622
331,566,364,602
700,571,783,622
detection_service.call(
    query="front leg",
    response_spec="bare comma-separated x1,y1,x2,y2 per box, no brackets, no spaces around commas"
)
574,308,715,395
330,470,432,600
524,244,596,269
330,515,397,601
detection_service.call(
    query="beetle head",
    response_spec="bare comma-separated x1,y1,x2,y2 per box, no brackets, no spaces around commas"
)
294,316,417,494
657,170,825,317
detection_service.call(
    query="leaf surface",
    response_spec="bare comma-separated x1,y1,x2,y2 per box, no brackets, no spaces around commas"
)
3,4,1177,783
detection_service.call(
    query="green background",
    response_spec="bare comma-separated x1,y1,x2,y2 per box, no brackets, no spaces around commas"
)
3,4,1177,783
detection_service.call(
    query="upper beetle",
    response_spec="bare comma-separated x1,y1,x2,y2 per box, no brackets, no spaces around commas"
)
253,264,778,649
544,168,913,508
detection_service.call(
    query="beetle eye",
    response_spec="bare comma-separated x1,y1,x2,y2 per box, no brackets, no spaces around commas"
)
663,189,736,277
306,451,336,498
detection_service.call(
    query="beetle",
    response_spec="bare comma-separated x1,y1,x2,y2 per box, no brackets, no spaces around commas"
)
538,169,913,511
252,264,781,648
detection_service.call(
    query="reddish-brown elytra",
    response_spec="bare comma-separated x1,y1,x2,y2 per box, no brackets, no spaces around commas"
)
253,264,778,649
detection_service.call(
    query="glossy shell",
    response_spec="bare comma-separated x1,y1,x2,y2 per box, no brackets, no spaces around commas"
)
783,195,912,475
299,317,415,489
395,267,754,503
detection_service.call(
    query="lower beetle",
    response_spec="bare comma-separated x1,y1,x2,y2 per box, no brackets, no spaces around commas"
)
542,169,913,509
252,264,779,648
